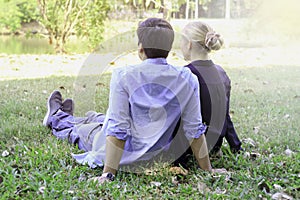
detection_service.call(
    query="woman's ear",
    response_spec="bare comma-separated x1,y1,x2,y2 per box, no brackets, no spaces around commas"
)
188,41,192,50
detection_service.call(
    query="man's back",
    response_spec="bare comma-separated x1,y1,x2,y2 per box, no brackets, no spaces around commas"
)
104,58,206,164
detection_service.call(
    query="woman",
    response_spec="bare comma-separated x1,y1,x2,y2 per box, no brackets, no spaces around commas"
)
180,21,243,156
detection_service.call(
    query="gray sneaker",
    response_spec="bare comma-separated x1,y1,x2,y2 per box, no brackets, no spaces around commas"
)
43,90,62,127
62,98,74,115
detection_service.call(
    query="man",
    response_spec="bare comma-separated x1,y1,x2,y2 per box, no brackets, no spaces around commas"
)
43,18,214,184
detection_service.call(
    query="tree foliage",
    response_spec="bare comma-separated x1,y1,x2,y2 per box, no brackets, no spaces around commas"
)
0,0,38,32
37,0,110,53
0,0,110,53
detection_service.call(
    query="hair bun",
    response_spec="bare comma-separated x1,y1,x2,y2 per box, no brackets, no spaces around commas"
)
205,31,223,51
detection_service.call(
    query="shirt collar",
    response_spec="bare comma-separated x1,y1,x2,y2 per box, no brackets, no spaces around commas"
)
143,58,168,65
191,60,214,67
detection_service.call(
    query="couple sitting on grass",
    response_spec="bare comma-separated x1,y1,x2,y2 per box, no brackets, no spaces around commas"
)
43,18,242,184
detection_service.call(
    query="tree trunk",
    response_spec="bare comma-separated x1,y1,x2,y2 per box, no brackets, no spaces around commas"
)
163,0,172,20
185,0,190,20
225,0,231,19
55,36,66,54
195,0,199,19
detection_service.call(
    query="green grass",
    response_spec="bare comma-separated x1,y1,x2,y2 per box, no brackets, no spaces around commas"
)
0,65,299,199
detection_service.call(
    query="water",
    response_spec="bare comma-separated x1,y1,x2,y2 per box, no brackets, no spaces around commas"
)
0,36,90,54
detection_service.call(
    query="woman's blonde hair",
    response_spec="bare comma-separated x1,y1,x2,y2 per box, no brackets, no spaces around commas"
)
182,21,224,52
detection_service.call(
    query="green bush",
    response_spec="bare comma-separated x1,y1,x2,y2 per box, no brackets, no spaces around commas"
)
0,0,38,32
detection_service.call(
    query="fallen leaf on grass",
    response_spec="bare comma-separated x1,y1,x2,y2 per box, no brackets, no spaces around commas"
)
244,89,254,93
212,168,228,174
253,126,260,134
273,184,283,190
214,187,227,194
171,176,179,185
15,186,33,195
284,149,294,156
198,182,211,194
271,192,293,200
67,190,75,194
283,114,290,119
96,82,105,86
144,169,158,176
269,153,274,159
263,81,269,85
78,173,87,182
2,150,9,157
244,152,261,159
258,179,270,193
38,186,45,194
242,138,256,147
224,173,233,183
258,194,268,200
150,181,162,187
250,152,261,159
169,166,188,176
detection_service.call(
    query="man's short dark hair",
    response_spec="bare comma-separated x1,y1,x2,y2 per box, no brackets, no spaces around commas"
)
137,18,174,58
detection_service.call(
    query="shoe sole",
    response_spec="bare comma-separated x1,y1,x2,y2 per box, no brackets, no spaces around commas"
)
42,93,53,126
43,91,61,127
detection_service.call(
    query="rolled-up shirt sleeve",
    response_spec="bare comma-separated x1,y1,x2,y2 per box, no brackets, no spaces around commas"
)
181,73,207,140
104,69,131,140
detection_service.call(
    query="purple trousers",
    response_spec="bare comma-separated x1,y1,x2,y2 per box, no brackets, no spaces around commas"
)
50,110,105,151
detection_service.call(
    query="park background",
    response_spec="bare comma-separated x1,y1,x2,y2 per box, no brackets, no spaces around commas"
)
0,0,299,199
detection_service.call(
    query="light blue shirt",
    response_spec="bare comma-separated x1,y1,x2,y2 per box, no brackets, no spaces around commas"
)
72,58,206,167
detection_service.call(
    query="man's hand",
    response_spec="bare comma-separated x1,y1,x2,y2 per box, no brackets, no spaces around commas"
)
89,176,111,186
190,134,212,171
89,172,115,186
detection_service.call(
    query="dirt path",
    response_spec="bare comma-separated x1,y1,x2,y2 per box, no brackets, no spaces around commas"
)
0,46,299,81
